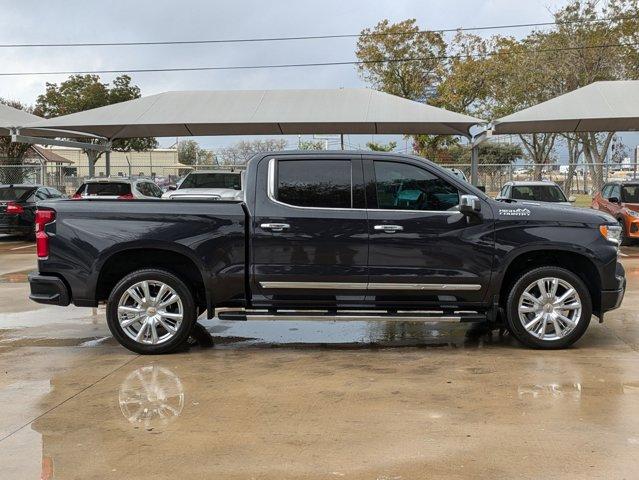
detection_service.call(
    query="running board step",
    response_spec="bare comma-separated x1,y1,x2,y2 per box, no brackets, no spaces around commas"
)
217,310,487,323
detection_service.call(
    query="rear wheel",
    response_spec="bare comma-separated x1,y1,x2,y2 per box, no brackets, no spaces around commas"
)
106,269,197,354
505,266,591,349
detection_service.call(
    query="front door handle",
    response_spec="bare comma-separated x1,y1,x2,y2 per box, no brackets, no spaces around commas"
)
374,224,404,234
260,223,290,232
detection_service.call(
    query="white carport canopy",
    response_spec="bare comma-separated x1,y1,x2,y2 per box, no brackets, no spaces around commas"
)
24,88,485,139
493,81,639,134
0,103,42,136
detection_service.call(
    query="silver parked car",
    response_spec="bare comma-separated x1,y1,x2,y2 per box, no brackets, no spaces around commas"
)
496,181,575,206
162,170,243,200
73,178,163,200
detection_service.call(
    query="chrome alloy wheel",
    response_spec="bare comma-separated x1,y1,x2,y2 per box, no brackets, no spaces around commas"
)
117,280,184,345
517,277,582,341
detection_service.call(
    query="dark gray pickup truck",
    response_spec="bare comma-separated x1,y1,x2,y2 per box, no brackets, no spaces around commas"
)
29,151,626,354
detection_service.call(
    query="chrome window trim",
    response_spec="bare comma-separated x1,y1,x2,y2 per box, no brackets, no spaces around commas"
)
267,158,462,215
259,281,481,291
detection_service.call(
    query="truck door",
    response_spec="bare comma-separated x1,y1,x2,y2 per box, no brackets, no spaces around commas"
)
363,156,495,308
251,155,368,307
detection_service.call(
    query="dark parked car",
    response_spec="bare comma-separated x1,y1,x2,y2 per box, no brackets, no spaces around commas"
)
29,151,625,354
0,184,64,238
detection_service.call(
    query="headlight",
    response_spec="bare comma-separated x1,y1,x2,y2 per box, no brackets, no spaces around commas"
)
627,209,639,217
599,224,622,245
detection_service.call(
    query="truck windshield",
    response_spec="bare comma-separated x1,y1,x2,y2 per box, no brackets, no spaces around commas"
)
180,173,241,190
622,185,639,203
0,186,35,201
511,185,567,202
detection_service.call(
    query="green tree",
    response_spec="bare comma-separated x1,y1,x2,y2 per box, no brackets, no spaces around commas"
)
218,138,288,165
298,140,326,151
177,139,214,165
356,19,446,100
356,19,451,160
366,141,397,152
36,74,158,177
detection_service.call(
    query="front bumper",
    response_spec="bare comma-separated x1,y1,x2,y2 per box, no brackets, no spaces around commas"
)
599,262,626,315
28,272,70,306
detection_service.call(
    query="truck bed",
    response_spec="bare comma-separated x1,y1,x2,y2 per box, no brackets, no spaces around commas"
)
39,198,247,309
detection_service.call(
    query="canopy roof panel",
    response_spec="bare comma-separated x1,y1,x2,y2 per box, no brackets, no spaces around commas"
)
26,88,485,139
0,103,42,136
493,81,639,134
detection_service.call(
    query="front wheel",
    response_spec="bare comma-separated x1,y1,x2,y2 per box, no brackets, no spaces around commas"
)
505,267,592,349
106,269,197,354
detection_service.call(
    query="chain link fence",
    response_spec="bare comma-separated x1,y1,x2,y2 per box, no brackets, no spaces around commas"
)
1,161,636,198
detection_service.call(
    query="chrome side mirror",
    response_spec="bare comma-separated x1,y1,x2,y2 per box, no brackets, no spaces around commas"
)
460,194,481,214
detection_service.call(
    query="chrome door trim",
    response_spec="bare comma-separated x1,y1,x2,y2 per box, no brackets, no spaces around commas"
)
259,281,481,291
260,281,367,290
368,283,482,291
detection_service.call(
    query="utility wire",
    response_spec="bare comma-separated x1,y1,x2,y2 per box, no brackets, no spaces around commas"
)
0,41,637,77
0,15,637,48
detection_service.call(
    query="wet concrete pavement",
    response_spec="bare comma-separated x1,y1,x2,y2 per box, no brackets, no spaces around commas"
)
2,235,639,479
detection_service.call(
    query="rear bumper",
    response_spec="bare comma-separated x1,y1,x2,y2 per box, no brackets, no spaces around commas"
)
28,272,70,306
599,262,626,314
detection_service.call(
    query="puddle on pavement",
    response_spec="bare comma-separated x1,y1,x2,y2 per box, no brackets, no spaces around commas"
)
198,318,506,350
518,381,639,399
0,269,30,284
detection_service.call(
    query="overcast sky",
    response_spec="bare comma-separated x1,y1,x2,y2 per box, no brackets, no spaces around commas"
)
4,0,636,156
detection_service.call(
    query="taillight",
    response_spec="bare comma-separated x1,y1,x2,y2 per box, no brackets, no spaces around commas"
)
6,202,24,214
71,193,82,199
117,193,134,200
35,209,56,259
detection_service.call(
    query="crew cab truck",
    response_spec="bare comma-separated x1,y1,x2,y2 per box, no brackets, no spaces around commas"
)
28,151,626,354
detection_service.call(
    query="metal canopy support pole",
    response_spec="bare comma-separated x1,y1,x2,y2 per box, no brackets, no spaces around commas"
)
105,150,111,177
470,145,479,186
470,128,491,187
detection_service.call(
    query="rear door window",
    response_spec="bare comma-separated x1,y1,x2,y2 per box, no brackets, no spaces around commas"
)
373,161,459,211
275,160,352,209
86,183,132,196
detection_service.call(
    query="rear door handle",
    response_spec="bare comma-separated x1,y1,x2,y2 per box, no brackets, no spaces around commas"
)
374,224,404,234
260,223,290,232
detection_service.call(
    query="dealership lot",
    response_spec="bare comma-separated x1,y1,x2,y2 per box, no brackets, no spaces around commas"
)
2,235,639,479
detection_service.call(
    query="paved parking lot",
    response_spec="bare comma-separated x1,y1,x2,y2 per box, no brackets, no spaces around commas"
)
2,235,639,479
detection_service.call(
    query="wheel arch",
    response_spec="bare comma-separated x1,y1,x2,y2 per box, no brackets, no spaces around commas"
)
95,246,210,315
496,248,602,315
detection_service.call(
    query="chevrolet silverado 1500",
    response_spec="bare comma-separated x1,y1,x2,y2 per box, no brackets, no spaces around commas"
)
28,151,626,353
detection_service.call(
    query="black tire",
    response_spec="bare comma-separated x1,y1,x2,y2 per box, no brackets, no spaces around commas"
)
505,266,592,349
106,268,197,354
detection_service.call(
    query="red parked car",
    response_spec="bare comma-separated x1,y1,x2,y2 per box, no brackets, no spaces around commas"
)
592,181,639,244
